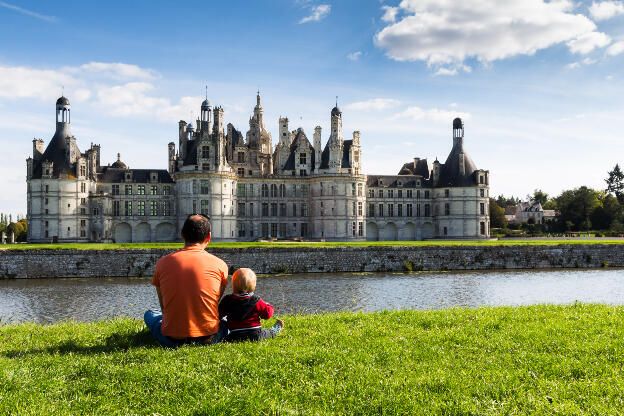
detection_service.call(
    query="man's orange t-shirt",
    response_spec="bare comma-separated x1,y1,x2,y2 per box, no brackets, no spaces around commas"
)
152,246,228,338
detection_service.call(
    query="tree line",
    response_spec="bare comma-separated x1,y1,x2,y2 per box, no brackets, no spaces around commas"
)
0,213,27,242
489,164,624,235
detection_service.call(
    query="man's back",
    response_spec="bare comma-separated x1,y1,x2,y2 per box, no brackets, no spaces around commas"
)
152,246,228,338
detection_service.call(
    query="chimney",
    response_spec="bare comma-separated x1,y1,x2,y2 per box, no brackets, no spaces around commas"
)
33,139,44,161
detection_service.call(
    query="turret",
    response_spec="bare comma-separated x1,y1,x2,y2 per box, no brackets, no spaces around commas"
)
55,96,71,139
278,117,290,146
201,98,212,135
213,106,224,136
178,120,187,159
453,117,464,148
351,131,361,173
168,142,175,174
314,126,322,170
32,139,44,161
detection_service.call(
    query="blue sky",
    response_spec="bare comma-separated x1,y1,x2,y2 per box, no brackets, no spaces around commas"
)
2,0,624,216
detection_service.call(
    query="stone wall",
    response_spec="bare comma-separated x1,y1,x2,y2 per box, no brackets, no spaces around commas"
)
1,244,623,278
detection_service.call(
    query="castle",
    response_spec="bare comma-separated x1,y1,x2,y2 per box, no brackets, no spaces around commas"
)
26,94,490,242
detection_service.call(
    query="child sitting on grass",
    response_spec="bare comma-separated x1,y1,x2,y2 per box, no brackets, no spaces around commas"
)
219,268,284,342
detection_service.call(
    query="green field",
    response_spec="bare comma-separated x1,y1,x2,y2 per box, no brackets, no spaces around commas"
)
1,305,623,415
2,239,624,250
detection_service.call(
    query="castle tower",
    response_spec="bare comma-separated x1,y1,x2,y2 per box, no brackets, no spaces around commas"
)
328,103,343,171
178,120,187,159
201,97,212,136
351,131,362,174
314,126,322,171
168,142,175,174
453,117,464,148
55,96,71,140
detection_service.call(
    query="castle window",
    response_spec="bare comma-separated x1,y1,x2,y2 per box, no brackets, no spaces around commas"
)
45,221,49,227
417,190,421,199
299,169,306,177
480,203,485,215
262,184,269,198
368,204,375,217
445,189,450,198
378,189,383,198
45,230,48,238
249,184,254,197
299,153,307,165
81,198,86,205
125,201,132,216
112,185,119,195
262,203,269,216
271,223,278,238
162,201,171,216
480,189,485,197
238,222,246,237
378,204,384,217
138,185,145,195
237,184,246,197
352,183,356,196
45,198,48,205
125,173,132,181
150,186,158,195
237,152,245,163
369,189,374,198
137,201,145,216
125,185,132,195
358,202,363,216
81,183,86,193
271,203,278,216
398,204,403,217
279,184,286,198
238,168,245,176
388,204,394,217
358,184,363,197
480,222,486,235
407,204,413,217
45,185,49,193
480,175,484,184
270,184,278,198
150,201,158,216
388,190,394,198
93,207,99,216
352,202,356,216
202,146,210,159
424,204,431,216
302,185,309,197
292,203,297,217
200,180,210,194
238,202,245,217
81,208,86,214
80,165,86,177
200,200,209,216
416,204,421,217
398,190,403,198
358,222,363,236
113,201,120,216
280,203,287,217
424,190,430,199
407,190,413,198
301,223,308,236
352,222,356,236
151,173,158,182
45,209,48,215
445,203,450,216
45,169,50,176
163,186,170,195
301,203,308,217
249,203,254,217
444,227,448,236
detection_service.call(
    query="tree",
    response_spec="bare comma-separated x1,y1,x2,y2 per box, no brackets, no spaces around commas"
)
489,198,507,228
606,164,624,203
531,189,548,206
555,186,601,231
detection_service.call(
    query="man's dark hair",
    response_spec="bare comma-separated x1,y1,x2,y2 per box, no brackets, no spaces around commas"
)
181,214,211,244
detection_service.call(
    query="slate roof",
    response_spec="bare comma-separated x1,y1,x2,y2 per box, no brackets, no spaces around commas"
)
436,144,478,187
366,175,431,188
97,167,174,183
31,127,75,179
398,159,431,177
319,139,352,169
282,129,315,171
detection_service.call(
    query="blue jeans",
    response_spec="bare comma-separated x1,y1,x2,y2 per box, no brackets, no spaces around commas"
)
144,310,228,348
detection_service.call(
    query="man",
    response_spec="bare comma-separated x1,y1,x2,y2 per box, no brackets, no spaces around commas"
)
144,214,229,347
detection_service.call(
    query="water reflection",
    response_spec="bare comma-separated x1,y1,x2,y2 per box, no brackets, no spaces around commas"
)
0,269,623,323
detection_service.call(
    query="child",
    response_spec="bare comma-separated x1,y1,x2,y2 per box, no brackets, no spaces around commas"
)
219,268,284,342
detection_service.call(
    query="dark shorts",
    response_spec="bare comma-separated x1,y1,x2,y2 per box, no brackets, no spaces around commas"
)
225,328,276,343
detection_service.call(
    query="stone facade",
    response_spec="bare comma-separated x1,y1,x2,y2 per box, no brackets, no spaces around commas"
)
1,245,622,278
26,94,489,242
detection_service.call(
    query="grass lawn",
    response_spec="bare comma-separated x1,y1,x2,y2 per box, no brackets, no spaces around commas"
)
1,304,623,415
3,239,624,250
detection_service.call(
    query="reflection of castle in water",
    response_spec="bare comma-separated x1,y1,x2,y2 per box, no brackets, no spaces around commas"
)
26,94,490,243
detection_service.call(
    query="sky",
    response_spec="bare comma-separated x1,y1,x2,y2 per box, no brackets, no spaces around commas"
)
2,0,624,217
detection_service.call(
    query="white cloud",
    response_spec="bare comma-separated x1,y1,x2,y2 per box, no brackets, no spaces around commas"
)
347,51,362,61
72,62,159,80
567,31,611,54
299,4,331,24
607,40,624,55
381,5,399,22
375,0,603,66
0,65,81,101
391,106,470,123
0,1,57,22
589,1,624,20
434,64,471,76
346,98,401,111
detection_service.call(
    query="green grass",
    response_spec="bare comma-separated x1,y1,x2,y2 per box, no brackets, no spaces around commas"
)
1,305,623,415
3,239,624,250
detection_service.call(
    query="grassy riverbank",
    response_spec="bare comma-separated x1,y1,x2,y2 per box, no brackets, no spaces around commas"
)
1,305,623,415
3,239,624,250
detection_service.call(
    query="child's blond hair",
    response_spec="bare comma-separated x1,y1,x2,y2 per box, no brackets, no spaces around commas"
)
232,268,257,293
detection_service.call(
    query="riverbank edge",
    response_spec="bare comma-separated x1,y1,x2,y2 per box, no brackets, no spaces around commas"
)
1,305,623,415
1,244,623,278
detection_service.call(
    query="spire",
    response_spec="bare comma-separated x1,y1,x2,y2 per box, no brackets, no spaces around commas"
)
117,153,121,161
205,85,208,100
256,90,261,107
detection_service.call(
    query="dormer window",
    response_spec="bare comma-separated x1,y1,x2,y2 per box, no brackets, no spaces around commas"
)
202,146,210,159
125,173,132,181
151,173,158,182
299,153,307,165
